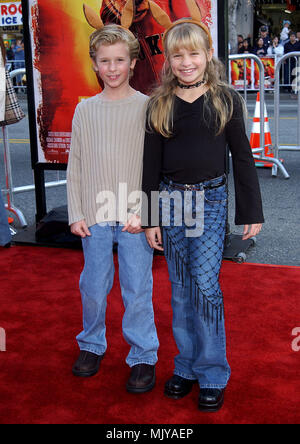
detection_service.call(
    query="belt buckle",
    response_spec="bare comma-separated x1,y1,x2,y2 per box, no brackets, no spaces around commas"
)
184,184,193,191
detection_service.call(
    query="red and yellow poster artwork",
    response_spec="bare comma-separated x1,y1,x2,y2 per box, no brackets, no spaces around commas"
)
254,57,275,90
230,56,276,91
27,0,217,164
230,58,252,90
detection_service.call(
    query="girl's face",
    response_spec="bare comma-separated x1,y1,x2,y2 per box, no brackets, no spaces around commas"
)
258,38,264,47
93,41,136,91
169,46,212,86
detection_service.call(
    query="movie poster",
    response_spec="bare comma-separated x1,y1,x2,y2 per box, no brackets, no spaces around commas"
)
254,57,275,90
27,0,217,164
230,56,276,91
230,58,252,90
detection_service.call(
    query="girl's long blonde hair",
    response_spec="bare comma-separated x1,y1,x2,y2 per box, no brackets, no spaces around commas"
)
147,22,242,138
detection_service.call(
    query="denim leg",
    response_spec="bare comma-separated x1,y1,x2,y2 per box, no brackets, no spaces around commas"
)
117,228,159,367
77,224,115,356
161,182,231,388
163,227,197,380
189,199,231,389
0,193,11,246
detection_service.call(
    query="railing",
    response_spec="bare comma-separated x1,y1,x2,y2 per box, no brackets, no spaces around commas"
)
6,61,27,91
229,54,289,179
273,51,300,178
1,70,66,228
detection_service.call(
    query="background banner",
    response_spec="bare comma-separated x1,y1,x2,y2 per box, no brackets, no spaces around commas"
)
0,1,22,26
26,0,218,165
230,56,276,91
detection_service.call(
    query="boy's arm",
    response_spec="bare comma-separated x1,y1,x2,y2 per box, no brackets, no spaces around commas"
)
67,109,85,226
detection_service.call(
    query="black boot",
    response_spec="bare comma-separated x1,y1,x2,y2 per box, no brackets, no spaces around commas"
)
126,364,156,393
198,388,225,412
164,375,198,400
72,351,104,377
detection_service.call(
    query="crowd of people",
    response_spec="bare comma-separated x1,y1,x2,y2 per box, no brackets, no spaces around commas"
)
236,20,300,91
4,38,25,92
237,21,300,59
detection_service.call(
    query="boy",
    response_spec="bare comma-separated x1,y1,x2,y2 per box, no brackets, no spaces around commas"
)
67,24,159,393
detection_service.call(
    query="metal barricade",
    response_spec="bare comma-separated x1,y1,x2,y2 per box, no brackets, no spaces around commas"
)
229,54,288,178
273,51,300,178
2,126,28,227
1,70,66,228
6,61,27,92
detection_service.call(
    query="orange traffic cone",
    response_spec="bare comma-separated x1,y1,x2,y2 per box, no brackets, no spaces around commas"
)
250,92,274,168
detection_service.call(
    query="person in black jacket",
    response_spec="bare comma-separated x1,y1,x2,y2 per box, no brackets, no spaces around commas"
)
252,37,268,57
284,32,300,92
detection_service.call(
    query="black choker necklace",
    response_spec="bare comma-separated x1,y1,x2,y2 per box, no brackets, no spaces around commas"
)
178,79,206,89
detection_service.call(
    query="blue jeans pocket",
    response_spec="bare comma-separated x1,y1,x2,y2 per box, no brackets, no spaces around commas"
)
204,185,228,204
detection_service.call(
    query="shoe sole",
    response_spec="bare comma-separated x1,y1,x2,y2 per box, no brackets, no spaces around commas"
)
164,380,198,400
72,355,104,377
72,368,100,378
126,377,156,394
164,388,192,400
198,397,224,413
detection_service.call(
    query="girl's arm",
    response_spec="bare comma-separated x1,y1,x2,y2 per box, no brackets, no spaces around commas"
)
141,125,164,229
225,92,265,228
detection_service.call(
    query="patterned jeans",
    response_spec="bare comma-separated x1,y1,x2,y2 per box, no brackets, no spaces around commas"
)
160,175,231,388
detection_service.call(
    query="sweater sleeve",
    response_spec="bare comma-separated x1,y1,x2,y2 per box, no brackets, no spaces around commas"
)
226,93,265,226
66,106,85,225
141,125,164,228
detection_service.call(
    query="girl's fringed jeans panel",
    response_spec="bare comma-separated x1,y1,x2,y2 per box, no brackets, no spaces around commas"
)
160,176,231,388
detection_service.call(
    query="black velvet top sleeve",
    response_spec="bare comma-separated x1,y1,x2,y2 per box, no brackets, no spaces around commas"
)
142,90,264,228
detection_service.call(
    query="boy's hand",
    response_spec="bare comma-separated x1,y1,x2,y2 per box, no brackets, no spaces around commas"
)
145,227,164,251
71,220,91,238
122,214,144,234
243,223,262,241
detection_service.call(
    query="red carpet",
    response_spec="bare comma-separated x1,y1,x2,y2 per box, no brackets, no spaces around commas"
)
0,246,299,424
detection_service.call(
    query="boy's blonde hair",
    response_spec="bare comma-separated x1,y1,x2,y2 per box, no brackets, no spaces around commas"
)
148,22,243,138
89,24,140,62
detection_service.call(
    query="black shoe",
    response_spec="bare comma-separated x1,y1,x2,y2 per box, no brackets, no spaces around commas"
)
72,351,104,377
164,375,198,400
3,243,11,248
126,364,156,393
198,388,225,412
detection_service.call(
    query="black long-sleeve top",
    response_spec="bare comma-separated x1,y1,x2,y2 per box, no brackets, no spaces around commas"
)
142,91,264,227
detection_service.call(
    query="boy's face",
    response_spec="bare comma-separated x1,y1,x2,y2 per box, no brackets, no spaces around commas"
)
93,42,136,91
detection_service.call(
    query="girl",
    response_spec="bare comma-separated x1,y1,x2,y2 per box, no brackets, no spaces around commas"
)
142,19,264,412
253,37,267,57
267,36,284,58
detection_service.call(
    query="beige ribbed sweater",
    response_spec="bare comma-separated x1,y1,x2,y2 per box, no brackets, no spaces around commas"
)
67,91,149,227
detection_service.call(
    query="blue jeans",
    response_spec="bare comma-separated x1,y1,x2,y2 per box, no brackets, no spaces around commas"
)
160,176,231,388
0,193,11,246
77,223,159,367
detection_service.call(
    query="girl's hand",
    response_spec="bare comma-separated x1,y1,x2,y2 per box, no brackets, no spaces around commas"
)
71,220,91,238
145,227,164,251
243,223,263,240
122,214,144,234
